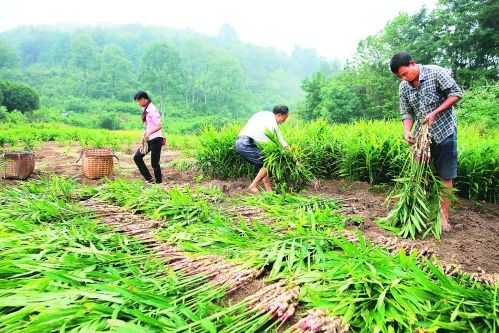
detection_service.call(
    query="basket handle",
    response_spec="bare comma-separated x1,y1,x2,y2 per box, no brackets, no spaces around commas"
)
75,151,119,163
75,151,84,164
0,153,5,179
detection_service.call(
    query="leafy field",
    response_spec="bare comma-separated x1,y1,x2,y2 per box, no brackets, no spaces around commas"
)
1,177,497,332
1,119,496,204
196,120,498,203
0,122,198,152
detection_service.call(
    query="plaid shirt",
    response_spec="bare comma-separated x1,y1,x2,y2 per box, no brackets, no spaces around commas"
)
399,65,463,144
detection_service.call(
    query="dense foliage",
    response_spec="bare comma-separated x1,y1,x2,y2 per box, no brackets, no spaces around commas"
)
196,120,498,203
0,25,338,119
301,0,499,124
0,80,40,112
458,84,499,128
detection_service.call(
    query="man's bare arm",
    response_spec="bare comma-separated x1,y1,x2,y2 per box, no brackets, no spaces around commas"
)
424,96,461,126
402,118,415,144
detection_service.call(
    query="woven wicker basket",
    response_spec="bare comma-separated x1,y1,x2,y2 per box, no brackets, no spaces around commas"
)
1,151,35,180
79,148,118,179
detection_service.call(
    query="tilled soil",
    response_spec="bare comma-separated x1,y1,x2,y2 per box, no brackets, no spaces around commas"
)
310,179,499,274
3,142,499,274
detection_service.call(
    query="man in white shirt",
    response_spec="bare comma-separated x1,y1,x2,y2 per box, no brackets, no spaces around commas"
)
235,105,289,193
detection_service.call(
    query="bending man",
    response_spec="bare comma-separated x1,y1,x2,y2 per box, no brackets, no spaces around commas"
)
235,105,289,193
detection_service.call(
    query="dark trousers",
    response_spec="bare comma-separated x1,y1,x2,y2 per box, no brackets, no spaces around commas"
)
133,137,163,183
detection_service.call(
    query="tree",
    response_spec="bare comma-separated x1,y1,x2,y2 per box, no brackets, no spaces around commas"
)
430,0,499,83
0,42,19,69
318,78,363,123
353,0,498,86
98,44,136,100
140,43,185,112
0,81,40,112
203,53,249,117
301,0,498,125
456,84,498,128
68,34,98,96
302,72,328,120
0,25,334,119
99,113,122,130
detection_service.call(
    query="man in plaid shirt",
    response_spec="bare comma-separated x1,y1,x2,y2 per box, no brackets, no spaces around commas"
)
390,52,463,232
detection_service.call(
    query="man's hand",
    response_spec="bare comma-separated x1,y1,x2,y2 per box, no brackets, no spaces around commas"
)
423,111,438,127
404,131,415,145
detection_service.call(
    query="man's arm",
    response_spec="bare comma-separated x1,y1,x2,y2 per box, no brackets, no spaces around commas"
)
424,96,460,126
400,88,415,144
424,68,463,126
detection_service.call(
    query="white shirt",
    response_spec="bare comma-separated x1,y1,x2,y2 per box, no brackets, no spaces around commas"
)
239,111,288,146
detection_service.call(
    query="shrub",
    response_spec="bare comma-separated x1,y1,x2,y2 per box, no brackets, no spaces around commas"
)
64,97,90,113
457,84,498,129
0,106,7,122
0,81,40,112
99,113,123,130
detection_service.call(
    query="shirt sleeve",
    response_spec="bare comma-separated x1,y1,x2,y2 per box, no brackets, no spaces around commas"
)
399,85,414,121
437,68,463,98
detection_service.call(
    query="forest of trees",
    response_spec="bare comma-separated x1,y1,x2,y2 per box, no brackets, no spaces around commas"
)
301,0,498,126
0,23,339,121
0,0,496,130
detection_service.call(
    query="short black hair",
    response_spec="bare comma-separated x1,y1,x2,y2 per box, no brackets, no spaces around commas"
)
390,52,413,74
272,105,289,115
134,91,151,101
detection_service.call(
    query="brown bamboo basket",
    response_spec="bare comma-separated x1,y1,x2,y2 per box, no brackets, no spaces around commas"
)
78,148,118,179
1,151,35,180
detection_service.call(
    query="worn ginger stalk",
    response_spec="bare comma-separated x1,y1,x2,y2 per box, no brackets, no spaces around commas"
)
243,280,300,322
82,198,261,294
288,309,349,333
380,122,443,240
